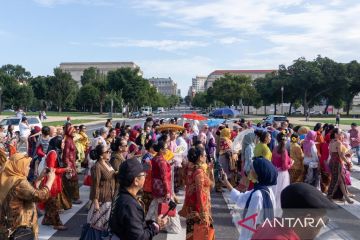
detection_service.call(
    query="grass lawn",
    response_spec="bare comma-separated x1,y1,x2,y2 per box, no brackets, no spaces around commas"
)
42,119,99,126
309,119,360,125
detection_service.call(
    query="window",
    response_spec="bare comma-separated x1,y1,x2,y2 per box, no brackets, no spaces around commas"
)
28,118,40,124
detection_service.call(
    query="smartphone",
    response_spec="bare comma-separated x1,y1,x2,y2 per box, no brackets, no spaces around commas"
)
45,167,51,173
218,165,224,180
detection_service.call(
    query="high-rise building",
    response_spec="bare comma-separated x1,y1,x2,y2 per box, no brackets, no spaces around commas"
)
192,76,207,93
205,69,275,89
59,62,142,85
147,77,178,96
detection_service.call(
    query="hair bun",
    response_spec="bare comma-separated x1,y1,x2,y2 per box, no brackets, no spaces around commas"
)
89,149,99,160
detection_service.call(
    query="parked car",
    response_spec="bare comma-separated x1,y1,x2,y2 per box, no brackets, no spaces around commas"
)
310,110,322,115
3,109,15,113
291,110,303,115
0,116,43,134
140,106,152,116
262,115,288,126
157,107,165,113
130,112,142,118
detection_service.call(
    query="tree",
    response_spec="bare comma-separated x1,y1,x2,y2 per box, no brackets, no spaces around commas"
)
47,68,78,112
81,67,97,86
344,61,360,115
0,71,20,110
92,73,107,114
167,95,181,108
314,56,348,114
107,67,153,110
192,92,210,109
13,85,34,110
184,95,192,106
286,58,324,115
77,84,99,113
30,76,49,110
1,64,31,83
210,74,256,108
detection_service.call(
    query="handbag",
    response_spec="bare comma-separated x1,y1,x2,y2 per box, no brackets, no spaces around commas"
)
158,202,176,217
10,227,34,240
2,199,35,240
193,223,215,240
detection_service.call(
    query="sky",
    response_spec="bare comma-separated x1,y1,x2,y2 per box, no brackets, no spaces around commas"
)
1,0,360,96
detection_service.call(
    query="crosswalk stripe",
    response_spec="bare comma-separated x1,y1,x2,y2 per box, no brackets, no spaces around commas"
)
38,185,90,240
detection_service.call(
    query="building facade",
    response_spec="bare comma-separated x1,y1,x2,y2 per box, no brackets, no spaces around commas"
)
205,69,276,89
147,77,178,96
59,62,142,85
192,76,207,93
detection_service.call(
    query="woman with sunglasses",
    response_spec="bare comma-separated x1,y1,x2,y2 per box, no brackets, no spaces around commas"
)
81,144,116,239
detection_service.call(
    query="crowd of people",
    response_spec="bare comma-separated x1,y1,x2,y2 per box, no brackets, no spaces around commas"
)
0,115,358,240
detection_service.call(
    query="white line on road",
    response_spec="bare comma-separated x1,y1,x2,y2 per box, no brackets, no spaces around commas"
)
38,185,90,240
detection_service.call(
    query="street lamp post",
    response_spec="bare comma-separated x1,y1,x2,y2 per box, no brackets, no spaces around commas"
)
281,86,284,114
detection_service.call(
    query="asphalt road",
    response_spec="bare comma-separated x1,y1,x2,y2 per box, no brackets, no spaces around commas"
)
37,115,360,240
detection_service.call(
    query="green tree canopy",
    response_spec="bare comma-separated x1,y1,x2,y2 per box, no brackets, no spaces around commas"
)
47,68,78,112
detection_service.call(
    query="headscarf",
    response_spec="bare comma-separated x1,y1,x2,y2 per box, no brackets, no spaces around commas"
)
242,132,256,154
65,126,75,137
220,128,231,140
129,130,139,142
243,157,277,220
0,149,7,172
303,130,317,156
298,126,310,135
0,153,32,205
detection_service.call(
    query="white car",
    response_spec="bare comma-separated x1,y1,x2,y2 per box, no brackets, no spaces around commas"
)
0,116,43,134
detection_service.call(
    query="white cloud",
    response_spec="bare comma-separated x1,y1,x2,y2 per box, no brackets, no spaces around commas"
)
133,0,360,65
218,37,243,45
34,0,113,7
94,39,208,51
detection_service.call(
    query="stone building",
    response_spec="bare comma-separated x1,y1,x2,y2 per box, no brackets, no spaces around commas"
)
147,77,178,96
59,62,142,85
205,69,275,89
192,76,207,93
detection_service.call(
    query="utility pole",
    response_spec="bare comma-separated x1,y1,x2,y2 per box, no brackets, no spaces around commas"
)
281,86,284,114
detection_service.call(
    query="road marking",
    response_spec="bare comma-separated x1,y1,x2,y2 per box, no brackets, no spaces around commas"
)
38,185,90,240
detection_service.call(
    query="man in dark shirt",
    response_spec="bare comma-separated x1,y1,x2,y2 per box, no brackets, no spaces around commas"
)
110,159,168,240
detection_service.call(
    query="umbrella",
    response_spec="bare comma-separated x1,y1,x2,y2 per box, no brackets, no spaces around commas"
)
182,112,208,121
232,128,254,152
156,124,185,132
210,108,240,118
207,119,225,127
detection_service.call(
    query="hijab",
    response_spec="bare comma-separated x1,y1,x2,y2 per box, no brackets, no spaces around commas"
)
129,130,139,142
242,132,256,153
0,149,7,172
0,153,32,205
243,157,277,220
303,130,317,156
220,128,231,140
65,126,75,138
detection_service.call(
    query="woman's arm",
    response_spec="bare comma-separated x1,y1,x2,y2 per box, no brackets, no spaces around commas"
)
92,164,102,210
337,142,350,163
